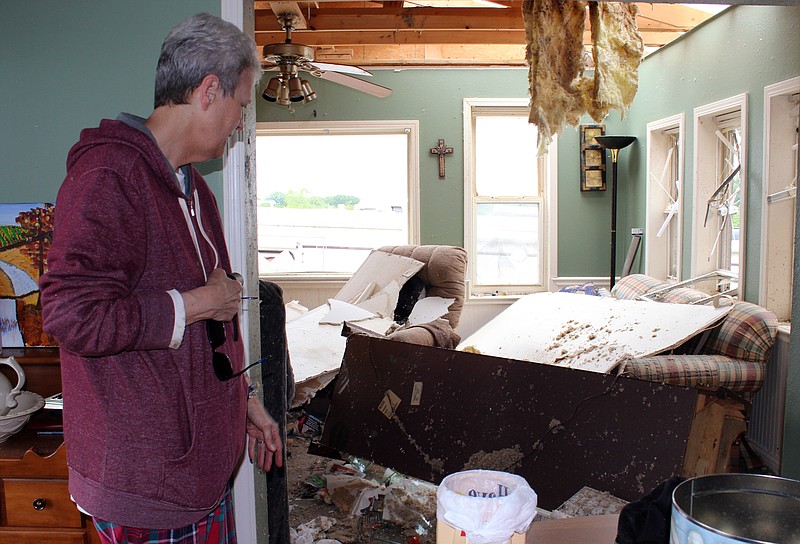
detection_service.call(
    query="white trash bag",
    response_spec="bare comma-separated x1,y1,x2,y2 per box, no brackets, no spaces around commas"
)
436,469,538,544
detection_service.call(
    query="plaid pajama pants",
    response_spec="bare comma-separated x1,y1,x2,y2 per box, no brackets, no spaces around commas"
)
92,487,236,544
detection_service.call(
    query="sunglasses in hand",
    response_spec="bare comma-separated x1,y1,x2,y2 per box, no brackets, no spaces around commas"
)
206,319,268,381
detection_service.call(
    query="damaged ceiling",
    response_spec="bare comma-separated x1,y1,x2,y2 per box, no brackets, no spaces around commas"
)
254,1,728,67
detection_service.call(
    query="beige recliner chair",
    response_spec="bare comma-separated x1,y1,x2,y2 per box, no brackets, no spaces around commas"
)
376,245,468,349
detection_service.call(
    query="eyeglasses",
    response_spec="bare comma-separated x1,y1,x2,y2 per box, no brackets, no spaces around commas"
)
206,319,269,381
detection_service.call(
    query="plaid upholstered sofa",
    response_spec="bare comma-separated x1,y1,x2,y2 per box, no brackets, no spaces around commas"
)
612,274,778,393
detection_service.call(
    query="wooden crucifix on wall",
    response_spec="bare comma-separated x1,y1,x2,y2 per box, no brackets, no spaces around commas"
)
430,138,453,179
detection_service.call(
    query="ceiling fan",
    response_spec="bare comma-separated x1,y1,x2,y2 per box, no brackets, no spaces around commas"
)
261,14,392,107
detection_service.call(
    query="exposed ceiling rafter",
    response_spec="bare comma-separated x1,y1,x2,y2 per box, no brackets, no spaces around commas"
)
255,1,725,66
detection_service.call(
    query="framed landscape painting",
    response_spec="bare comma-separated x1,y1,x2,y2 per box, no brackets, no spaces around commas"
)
0,202,56,347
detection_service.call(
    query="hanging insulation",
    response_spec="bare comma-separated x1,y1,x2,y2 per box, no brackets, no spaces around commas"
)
523,0,588,153
589,2,644,122
523,0,644,153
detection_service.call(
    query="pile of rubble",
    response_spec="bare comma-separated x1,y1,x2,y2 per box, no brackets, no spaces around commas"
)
286,411,628,544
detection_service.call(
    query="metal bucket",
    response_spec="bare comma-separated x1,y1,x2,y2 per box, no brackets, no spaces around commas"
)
671,474,800,543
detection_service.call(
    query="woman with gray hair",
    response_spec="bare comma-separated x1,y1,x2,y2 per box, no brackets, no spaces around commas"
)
41,12,281,544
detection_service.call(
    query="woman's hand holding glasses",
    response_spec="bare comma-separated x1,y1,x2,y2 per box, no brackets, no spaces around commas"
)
183,268,243,325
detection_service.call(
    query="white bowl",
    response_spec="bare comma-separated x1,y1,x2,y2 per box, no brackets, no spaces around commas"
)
0,391,45,443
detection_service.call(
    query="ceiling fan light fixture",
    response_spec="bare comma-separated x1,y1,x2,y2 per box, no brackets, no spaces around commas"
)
277,82,291,106
287,76,305,102
301,79,317,102
262,77,281,102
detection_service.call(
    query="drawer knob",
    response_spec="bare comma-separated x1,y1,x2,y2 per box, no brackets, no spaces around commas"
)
33,498,47,511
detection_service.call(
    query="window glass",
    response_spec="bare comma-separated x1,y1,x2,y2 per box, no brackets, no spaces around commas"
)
666,134,680,280
256,126,414,275
475,116,539,197
762,78,799,323
465,100,552,295
475,202,540,286
710,125,742,292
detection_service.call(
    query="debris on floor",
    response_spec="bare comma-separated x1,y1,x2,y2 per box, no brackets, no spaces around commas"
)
288,409,433,544
287,411,627,543
553,486,629,517
291,516,339,544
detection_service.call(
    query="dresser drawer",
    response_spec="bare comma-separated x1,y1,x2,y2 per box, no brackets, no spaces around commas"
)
2,479,82,528
0,528,88,544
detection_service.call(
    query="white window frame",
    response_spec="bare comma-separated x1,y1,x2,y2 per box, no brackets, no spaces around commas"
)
645,114,685,282
254,120,420,281
463,98,558,297
691,93,748,294
760,76,799,324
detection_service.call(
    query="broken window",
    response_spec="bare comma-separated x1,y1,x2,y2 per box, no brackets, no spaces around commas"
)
762,77,799,324
707,119,742,289
692,94,747,296
646,115,684,282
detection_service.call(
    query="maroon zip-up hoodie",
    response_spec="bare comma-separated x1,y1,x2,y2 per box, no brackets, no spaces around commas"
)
40,116,247,529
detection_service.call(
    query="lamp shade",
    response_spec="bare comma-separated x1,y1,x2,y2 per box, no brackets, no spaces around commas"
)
594,136,636,151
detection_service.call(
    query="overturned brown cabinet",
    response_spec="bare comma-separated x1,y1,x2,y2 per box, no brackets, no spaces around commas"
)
321,335,702,510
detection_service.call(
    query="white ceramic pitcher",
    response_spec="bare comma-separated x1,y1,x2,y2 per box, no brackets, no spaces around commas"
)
0,357,26,417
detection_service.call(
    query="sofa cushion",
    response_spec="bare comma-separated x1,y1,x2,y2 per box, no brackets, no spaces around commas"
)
659,288,708,304
611,274,666,300
623,354,766,392
387,318,462,349
705,301,778,364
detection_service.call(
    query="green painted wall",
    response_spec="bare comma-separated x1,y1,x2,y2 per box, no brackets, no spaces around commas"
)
0,0,219,204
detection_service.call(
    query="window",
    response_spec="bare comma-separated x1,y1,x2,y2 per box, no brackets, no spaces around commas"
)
255,121,419,277
692,94,748,295
463,99,557,296
646,114,684,281
761,77,799,323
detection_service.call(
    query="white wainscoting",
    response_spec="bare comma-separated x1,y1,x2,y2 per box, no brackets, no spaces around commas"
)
267,277,346,312
456,296,516,339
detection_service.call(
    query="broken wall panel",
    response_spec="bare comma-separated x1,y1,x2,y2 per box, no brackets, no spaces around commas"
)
321,334,698,510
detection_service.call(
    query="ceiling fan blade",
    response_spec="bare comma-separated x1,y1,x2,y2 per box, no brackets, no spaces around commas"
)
309,61,372,77
317,71,392,98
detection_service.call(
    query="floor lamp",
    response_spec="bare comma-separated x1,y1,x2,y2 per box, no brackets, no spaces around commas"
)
595,135,636,290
